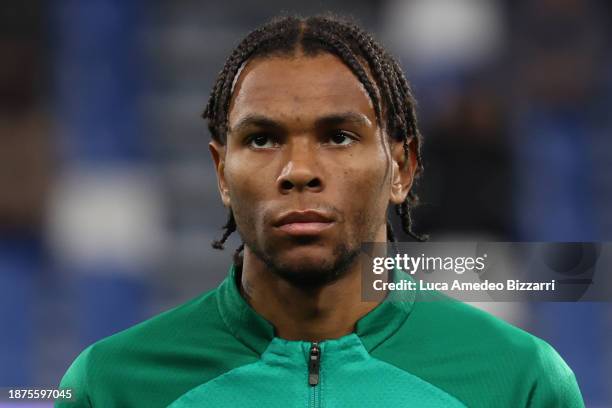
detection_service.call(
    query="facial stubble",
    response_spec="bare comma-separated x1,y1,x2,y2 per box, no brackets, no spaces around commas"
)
233,202,382,290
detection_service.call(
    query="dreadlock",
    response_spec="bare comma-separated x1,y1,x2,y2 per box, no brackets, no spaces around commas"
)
206,14,428,267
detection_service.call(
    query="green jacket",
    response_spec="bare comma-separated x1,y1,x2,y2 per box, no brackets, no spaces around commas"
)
57,266,584,407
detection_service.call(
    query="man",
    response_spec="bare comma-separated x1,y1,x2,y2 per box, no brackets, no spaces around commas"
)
57,15,584,407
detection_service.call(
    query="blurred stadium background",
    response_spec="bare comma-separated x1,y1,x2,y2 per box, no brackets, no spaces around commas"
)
0,0,611,406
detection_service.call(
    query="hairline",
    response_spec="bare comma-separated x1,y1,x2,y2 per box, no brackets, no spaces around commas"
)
223,47,393,146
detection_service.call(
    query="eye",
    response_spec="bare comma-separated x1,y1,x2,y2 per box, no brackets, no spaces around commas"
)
327,130,357,146
247,133,279,149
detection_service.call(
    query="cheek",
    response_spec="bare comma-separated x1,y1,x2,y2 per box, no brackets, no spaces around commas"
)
334,150,391,219
222,153,292,244
224,156,267,203
344,144,389,193
223,160,267,230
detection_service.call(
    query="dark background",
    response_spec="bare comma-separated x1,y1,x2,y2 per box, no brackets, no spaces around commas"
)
0,0,610,406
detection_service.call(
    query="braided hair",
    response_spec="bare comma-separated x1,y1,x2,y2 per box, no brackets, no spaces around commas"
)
206,14,428,266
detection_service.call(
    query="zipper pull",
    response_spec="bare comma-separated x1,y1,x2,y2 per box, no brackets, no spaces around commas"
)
308,342,321,386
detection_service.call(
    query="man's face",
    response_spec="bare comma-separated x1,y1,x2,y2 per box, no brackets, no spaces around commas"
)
210,52,414,287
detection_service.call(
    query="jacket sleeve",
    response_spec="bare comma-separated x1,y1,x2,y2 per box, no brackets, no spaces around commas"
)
527,339,585,408
55,346,94,408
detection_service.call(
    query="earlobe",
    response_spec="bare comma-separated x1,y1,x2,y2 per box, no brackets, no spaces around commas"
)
209,141,231,207
389,165,410,205
389,138,417,205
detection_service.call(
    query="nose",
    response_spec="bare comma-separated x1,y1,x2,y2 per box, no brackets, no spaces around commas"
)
277,140,323,194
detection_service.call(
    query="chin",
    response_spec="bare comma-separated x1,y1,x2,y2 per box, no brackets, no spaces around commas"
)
266,244,359,288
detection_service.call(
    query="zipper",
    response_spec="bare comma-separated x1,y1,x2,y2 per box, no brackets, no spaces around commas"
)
308,342,321,386
308,342,321,408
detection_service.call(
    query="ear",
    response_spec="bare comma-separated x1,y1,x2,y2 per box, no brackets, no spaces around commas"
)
389,137,418,205
209,140,231,208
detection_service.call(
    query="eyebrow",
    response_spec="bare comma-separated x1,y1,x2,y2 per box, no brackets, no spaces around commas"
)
230,114,284,134
315,112,373,129
229,112,373,134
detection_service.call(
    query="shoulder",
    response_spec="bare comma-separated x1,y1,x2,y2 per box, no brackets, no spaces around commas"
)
376,291,584,407
411,292,578,377
88,286,222,358
524,336,584,407
408,290,558,362
57,343,95,407
56,287,231,407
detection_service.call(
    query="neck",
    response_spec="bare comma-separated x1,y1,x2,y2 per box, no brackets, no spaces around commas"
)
239,225,389,342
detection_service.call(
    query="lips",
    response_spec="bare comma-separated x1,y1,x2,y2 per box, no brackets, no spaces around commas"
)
273,210,335,236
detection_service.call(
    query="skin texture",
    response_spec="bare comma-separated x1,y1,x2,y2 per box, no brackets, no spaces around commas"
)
209,51,417,340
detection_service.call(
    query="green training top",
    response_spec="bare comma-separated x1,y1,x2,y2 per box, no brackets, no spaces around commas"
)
56,266,584,407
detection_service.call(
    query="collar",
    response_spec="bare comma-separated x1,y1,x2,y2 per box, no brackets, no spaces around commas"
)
216,264,415,355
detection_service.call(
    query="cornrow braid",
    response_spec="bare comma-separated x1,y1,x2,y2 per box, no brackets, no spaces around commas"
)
303,21,383,121
326,21,426,209
233,243,245,273
207,17,303,142
211,209,237,250
207,14,428,263
321,20,425,204
386,220,396,243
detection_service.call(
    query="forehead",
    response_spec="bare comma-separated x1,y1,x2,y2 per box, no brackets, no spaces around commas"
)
228,53,376,127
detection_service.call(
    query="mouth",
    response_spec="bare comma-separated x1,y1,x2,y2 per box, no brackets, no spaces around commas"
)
273,210,336,236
